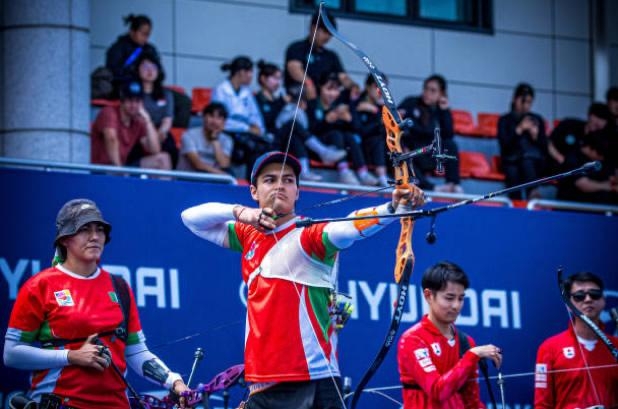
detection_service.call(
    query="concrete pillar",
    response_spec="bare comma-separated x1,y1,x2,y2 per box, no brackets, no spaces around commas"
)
0,0,91,162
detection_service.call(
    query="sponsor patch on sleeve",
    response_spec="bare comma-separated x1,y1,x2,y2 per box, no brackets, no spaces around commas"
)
414,348,429,360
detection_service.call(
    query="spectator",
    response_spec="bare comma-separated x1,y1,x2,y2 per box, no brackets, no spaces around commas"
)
548,103,612,174
91,80,171,170
352,74,390,186
105,14,161,87
556,130,618,205
255,60,287,144
497,83,548,200
398,75,462,193
126,52,179,168
176,102,234,175
275,85,347,181
212,56,270,179
284,10,358,101
307,72,377,185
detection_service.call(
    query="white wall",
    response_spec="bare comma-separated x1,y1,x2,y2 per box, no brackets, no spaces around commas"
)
90,0,607,122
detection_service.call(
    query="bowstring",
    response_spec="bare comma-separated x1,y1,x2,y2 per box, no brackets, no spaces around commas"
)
269,3,347,408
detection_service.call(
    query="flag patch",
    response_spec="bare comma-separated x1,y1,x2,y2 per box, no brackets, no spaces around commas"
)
54,289,74,306
109,291,119,303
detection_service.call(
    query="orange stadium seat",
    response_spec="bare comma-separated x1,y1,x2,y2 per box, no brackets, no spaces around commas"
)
451,109,478,136
475,113,500,138
170,127,186,149
191,87,212,114
459,151,505,181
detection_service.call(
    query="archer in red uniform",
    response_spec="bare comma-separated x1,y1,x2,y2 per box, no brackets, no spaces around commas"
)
397,261,503,409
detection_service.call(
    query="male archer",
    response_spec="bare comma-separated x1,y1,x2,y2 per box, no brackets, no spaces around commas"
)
534,271,618,408
181,151,425,409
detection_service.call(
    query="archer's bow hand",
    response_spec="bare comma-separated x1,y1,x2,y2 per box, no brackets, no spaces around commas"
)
233,206,277,231
392,185,426,212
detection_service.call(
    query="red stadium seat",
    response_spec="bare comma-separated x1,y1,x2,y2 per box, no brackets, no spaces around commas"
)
451,109,478,136
170,127,186,149
475,113,500,138
191,87,212,114
460,151,505,181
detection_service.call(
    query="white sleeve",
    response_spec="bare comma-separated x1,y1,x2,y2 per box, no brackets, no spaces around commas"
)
3,336,69,370
181,202,237,247
324,202,403,249
126,342,182,389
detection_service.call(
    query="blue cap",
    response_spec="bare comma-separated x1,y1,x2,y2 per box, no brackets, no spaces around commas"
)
250,151,302,186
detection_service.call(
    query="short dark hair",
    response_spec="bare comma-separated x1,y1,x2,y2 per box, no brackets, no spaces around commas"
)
365,72,388,87
588,102,612,122
421,261,469,292
563,271,604,295
606,86,618,102
221,56,253,76
424,74,447,93
514,82,535,99
202,101,228,118
257,60,280,85
318,71,341,87
311,9,336,30
123,14,152,31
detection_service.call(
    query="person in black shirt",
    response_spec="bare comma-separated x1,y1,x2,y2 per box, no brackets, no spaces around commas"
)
255,60,287,143
105,14,161,85
398,75,462,193
284,10,358,101
497,83,548,200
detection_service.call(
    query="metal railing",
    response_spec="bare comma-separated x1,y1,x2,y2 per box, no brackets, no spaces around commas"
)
527,199,618,216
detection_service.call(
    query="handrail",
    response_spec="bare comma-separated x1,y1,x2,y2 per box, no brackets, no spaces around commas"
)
0,157,238,185
527,199,618,216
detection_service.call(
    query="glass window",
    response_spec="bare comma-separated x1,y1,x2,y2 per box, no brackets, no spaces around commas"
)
419,0,468,22
356,0,407,16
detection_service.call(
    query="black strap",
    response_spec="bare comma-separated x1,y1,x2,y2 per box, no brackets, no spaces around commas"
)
457,329,497,407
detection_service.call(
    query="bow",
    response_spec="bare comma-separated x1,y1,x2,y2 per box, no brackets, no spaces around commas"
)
318,6,442,408
557,267,618,361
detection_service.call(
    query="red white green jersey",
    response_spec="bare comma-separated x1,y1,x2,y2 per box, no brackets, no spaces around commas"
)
7,266,143,409
228,218,341,383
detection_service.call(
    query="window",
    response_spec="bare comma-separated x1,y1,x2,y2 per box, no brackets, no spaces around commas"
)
291,0,493,33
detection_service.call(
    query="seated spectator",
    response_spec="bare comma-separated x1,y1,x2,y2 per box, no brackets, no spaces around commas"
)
352,74,390,186
212,56,270,179
284,10,358,101
105,14,161,89
126,52,179,167
255,60,287,144
275,86,346,181
557,130,617,205
307,72,376,186
176,102,233,175
548,103,612,174
398,75,462,193
91,81,171,170
497,83,548,200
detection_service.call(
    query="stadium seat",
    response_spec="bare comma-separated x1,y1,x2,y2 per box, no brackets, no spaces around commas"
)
170,127,186,149
165,85,187,95
459,151,505,181
191,87,212,114
451,109,478,136
475,113,500,138
91,99,119,107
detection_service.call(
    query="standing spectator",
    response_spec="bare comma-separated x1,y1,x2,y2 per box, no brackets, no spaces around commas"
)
105,14,161,86
212,56,269,179
548,103,612,174
353,74,390,187
398,75,462,193
534,271,618,408
91,81,171,170
397,261,502,408
307,72,377,185
284,10,358,101
177,102,234,175
126,52,179,168
3,199,190,408
497,83,548,200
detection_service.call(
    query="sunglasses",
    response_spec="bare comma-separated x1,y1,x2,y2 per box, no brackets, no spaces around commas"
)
570,289,603,302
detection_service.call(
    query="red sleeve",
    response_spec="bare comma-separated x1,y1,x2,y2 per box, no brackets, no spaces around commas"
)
7,277,46,337
398,330,481,403
534,340,555,409
93,106,120,132
126,282,142,335
461,336,485,409
299,223,337,265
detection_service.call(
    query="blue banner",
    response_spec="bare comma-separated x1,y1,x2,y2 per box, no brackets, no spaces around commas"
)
1,167,617,409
